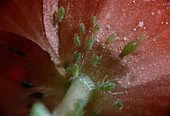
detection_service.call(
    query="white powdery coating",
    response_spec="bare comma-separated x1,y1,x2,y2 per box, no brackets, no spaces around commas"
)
54,76,95,116
92,0,170,88
43,0,59,56
43,0,67,76
138,21,144,27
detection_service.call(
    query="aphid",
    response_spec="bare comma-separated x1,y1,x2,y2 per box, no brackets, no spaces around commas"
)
64,63,69,71
92,56,99,67
87,36,94,50
139,34,146,41
80,23,85,34
105,33,117,45
119,40,138,59
74,33,81,46
72,64,79,77
92,16,96,25
89,110,99,116
112,102,123,108
57,6,65,22
72,52,81,63
92,24,100,34
98,82,116,90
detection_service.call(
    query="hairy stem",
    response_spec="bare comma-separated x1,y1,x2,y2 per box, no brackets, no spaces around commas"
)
53,75,95,116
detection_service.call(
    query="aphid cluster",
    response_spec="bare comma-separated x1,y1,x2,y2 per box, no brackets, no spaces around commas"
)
54,5,147,114
70,14,101,78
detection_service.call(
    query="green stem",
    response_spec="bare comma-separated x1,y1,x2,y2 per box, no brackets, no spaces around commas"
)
53,75,95,116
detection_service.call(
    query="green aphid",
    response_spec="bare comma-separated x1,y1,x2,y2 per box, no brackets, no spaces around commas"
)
105,33,117,45
72,64,79,78
92,24,100,34
87,36,94,50
98,82,116,90
73,52,81,63
64,63,69,71
57,6,65,22
119,40,138,59
89,110,99,116
92,16,96,25
112,102,123,108
139,34,146,41
74,33,81,46
92,56,99,67
80,23,85,34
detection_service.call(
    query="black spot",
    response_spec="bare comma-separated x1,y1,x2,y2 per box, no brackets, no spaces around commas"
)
7,46,14,52
22,81,34,88
26,104,32,109
29,92,44,98
16,51,27,58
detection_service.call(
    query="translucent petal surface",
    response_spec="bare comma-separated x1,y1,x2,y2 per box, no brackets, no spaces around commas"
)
0,31,66,116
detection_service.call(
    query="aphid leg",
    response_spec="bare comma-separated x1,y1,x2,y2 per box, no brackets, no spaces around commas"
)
102,75,108,84
109,78,119,81
108,91,124,95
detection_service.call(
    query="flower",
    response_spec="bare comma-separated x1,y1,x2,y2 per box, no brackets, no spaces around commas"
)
0,0,170,116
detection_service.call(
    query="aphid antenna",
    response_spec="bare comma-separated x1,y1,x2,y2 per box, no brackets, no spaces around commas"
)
100,91,106,96
73,50,78,54
119,105,124,111
66,3,70,13
90,69,96,75
102,74,108,83
135,37,152,52
108,91,124,95
99,54,103,60
108,78,119,82
81,59,86,65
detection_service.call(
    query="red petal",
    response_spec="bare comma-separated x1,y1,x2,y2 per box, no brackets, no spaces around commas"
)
0,31,66,116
